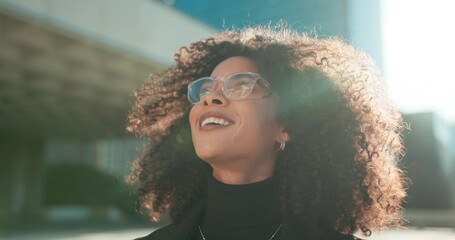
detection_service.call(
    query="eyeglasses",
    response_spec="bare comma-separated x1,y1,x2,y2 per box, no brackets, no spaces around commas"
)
187,72,272,104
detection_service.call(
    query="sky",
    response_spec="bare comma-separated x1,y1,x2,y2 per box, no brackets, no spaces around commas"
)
382,0,455,124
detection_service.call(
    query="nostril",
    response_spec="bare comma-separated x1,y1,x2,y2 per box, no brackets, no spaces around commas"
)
211,99,223,105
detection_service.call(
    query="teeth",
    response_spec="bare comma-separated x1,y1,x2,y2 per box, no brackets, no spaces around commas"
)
201,117,230,127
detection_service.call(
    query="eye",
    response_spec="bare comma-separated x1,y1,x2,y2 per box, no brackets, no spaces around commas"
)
234,81,254,91
226,81,254,97
199,82,214,96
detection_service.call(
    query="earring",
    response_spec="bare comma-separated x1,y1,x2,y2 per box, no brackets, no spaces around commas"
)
278,141,286,151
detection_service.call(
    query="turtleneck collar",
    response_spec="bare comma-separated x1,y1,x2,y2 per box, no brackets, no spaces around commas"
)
202,174,281,227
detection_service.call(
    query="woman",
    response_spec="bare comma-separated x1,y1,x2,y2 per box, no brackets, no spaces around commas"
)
127,26,407,240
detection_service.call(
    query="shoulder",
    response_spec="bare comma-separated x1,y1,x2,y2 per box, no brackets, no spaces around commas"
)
319,231,365,240
134,224,177,240
336,232,365,240
134,200,206,240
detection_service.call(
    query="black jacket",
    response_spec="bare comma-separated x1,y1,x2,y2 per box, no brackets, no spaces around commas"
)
135,200,363,240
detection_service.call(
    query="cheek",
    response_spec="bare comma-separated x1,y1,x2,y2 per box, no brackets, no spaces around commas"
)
188,106,200,137
238,103,279,137
252,100,277,123
189,106,198,127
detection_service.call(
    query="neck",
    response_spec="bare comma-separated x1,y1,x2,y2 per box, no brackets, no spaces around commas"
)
211,162,276,184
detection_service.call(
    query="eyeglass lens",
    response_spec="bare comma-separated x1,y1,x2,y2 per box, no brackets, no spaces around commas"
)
188,73,269,104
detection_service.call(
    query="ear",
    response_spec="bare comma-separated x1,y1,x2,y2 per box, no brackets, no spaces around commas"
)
276,126,291,143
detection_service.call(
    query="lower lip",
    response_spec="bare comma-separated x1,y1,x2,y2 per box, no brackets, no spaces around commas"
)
199,124,231,131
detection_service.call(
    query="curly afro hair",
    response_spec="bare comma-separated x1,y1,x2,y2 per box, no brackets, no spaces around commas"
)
127,26,407,237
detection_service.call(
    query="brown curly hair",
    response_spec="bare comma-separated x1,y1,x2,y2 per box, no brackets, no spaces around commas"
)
127,26,407,237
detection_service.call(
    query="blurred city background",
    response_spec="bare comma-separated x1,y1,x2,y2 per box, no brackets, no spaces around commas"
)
0,0,454,239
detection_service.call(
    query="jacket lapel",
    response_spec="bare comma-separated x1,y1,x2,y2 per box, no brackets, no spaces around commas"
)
170,200,206,240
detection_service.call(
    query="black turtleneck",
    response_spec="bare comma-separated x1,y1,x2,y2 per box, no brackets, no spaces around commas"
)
197,175,282,240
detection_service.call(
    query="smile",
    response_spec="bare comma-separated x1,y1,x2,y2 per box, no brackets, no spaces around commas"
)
201,117,231,127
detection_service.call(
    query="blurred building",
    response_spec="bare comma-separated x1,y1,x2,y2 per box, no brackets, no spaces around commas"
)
159,0,384,69
0,0,215,231
402,112,455,209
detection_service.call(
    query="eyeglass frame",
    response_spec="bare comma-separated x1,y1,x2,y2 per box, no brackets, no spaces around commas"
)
187,72,273,104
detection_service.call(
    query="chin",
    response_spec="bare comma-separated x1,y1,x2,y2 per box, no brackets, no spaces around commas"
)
194,145,220,162
196,150,217,162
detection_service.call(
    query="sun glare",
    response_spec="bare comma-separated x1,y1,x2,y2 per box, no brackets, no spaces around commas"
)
382,0,455,123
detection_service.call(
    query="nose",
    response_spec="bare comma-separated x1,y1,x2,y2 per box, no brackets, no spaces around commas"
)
201,85,228,107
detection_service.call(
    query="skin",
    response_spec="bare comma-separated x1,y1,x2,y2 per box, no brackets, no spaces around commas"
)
189,56,290,184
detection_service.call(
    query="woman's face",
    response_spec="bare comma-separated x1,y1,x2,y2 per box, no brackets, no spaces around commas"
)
189,56,289,173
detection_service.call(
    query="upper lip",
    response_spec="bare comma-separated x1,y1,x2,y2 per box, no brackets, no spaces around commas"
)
198,111,234,127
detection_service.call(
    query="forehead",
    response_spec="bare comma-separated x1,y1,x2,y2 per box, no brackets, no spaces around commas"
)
211,56,259,78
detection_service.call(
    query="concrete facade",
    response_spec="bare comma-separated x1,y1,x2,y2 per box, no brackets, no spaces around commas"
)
0,0,215,230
